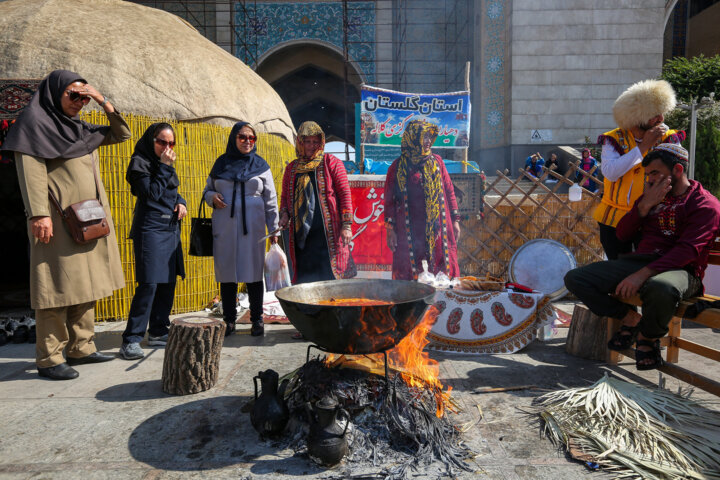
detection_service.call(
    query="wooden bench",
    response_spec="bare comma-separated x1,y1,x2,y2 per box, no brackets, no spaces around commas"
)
608,237,720,396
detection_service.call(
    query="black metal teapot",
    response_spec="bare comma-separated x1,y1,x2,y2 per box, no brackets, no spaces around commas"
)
305,396,351,467
250,369,289,437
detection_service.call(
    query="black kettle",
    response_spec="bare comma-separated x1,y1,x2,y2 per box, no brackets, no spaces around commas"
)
305,396,351,467
250,369,289,437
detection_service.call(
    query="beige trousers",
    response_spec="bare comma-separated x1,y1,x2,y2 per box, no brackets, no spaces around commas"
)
35,301,97,367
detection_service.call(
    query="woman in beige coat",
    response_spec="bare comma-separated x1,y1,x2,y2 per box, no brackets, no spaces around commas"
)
3,70,131,380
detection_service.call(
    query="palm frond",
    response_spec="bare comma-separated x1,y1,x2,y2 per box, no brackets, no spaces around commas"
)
533,374,720,479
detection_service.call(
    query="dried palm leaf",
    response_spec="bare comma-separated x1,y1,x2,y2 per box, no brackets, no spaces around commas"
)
534,374,720,479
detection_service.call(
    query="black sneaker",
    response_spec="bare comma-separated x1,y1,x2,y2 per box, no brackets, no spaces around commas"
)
250,322,264,336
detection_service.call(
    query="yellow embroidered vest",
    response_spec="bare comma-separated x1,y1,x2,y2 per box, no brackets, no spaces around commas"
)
592,127,683,227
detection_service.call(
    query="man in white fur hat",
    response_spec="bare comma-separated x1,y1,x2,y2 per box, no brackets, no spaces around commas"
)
593,79,686,259
566,144,720,370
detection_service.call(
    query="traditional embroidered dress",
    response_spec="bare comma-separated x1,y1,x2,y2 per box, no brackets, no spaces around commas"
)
593,127,685,228
576,152,600,192
384,120,460,280
280,121,355,283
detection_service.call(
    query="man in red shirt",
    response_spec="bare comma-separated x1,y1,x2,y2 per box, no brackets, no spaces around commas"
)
564,143,720,370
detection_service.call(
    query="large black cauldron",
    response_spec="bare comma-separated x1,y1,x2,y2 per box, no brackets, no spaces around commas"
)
275,279,436,354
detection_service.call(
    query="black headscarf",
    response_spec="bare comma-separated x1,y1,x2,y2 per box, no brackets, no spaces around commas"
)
2,69,110,159
208,121,269,181
126,123,179,195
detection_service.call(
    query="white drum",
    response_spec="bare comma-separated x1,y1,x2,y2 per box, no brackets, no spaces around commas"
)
508,239,576,301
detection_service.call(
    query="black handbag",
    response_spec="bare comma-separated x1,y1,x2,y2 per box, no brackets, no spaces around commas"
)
189,201,213,256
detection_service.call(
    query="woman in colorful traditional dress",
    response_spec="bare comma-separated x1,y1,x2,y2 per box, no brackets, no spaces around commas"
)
203,122,279,337
119,123,186,360
278,121,355,284
576,148,600,193
4,69,130,380
384,120,461,280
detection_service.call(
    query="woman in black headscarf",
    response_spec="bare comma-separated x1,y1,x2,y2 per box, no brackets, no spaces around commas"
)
119,123,187,360
202,121,279,337
3,69,131,380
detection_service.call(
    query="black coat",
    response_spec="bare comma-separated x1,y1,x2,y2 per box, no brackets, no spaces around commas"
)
128,162,186,283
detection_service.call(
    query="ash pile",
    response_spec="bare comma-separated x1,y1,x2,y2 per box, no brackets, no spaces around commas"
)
250,358,476,480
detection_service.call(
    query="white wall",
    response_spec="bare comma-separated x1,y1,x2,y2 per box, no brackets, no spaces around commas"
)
510,0,667,146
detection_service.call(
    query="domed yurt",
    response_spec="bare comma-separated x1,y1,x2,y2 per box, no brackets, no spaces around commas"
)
0,0,297,319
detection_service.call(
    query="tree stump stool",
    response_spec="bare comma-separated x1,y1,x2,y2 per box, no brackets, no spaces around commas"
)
161,317,226,395
565,304,623,363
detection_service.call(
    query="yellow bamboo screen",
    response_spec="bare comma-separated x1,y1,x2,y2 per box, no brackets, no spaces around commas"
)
79,111,295,321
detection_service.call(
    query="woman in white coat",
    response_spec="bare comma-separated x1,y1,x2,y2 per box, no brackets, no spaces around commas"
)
203,122,279,336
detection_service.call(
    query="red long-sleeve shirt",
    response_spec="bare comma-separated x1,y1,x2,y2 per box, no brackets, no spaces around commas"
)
616,180,720,279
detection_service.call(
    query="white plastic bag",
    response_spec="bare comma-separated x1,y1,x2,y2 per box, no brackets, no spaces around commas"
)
417,259,435,285
435,271,451,289
264,244,291,292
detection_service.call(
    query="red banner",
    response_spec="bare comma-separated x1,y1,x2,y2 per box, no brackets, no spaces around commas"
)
349,177,392,271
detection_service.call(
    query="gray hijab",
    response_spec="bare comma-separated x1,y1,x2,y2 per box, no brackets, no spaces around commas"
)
2,69,110,159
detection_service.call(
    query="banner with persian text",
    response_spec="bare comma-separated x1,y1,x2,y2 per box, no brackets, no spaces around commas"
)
360,85,470,148
349,176,392,272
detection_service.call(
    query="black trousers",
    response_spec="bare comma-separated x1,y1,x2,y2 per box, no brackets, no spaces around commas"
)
564,255,701,338
598,222,635,260
122,282,176,344
221,281,264,324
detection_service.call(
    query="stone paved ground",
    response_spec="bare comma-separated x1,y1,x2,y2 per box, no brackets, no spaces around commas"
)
1,303,718,480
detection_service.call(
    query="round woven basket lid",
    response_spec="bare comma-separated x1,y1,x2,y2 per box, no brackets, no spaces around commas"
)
508,239,577,300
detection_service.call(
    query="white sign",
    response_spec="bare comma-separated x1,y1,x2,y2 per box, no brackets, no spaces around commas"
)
530,129,552,143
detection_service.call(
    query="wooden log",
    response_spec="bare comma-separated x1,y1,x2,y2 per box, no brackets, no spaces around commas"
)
161,317,226,395
565,305,620,363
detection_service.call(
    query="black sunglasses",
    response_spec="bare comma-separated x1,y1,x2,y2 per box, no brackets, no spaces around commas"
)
67,91,90,103
154,138,176,149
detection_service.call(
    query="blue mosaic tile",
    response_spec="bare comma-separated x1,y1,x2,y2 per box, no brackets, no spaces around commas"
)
487,1,503,20
482,0,507,147
234,2,376,82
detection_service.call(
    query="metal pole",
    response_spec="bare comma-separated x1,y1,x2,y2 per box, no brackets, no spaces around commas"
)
342,0,350,162
229,0,235,57
688,101,698,180
462,61,470,173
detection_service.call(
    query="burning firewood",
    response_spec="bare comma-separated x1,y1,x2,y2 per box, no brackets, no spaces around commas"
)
276,359,474,479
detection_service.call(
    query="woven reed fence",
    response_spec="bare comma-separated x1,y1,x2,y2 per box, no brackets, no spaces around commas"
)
79,111,296,321
458,162,605,278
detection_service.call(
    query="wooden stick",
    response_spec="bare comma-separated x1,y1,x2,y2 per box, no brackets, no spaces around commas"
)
472,385,537,394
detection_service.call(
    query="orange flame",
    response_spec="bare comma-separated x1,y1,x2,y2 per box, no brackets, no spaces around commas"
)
325,306,452,417
388,306,452,417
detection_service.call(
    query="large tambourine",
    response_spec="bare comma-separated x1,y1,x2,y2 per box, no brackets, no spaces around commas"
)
508,239,576,301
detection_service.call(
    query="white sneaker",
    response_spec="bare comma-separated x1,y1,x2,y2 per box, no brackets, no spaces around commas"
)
147,334,168,346
120,342,144,360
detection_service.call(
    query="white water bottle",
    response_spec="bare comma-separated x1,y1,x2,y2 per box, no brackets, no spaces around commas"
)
568,183,582,202
417,260,435,284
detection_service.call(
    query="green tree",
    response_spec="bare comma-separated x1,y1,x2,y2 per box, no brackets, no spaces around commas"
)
662,55,720,100
695,120,720,196
583,136,601,160
662,55,720,197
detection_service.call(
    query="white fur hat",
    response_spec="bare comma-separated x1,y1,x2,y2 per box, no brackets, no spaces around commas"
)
612,79,677,130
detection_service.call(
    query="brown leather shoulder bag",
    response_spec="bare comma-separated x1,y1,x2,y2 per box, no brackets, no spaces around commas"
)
48,158,110,244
